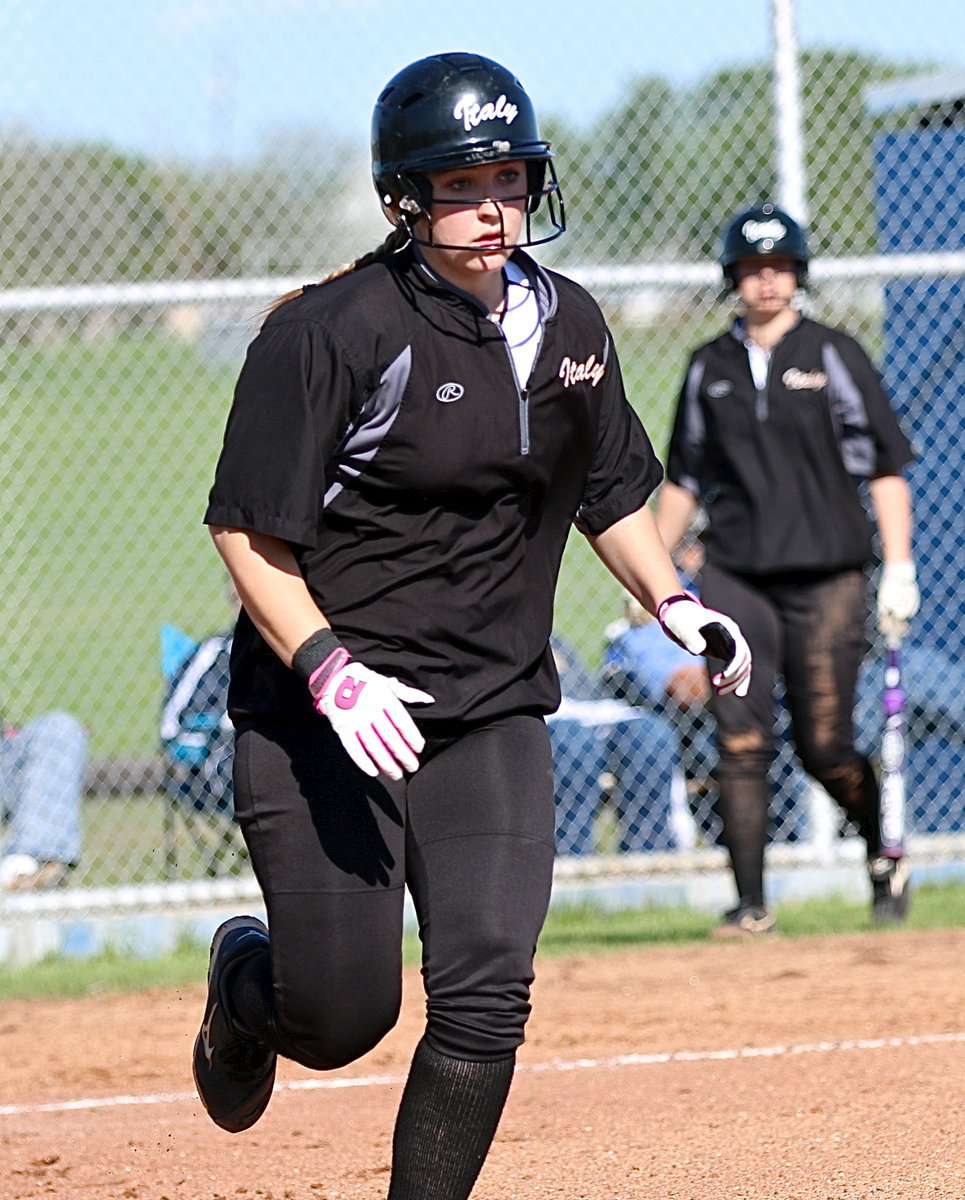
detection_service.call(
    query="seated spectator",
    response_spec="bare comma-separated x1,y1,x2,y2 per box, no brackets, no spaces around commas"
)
0,707,88,889
603,589,812,848
604,591,711,711
603,590,714,788
160,624,234,815
547,635,685,855
603,524,708,708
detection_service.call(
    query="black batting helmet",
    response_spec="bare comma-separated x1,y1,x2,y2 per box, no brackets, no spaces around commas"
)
720,203,809,288
371,52,565,247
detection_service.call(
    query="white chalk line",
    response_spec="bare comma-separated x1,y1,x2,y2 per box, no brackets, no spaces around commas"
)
4,1030,965,1118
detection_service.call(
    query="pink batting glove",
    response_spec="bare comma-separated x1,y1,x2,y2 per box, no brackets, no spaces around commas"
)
308,648,434,780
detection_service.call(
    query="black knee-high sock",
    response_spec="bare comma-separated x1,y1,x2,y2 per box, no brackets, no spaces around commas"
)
822,755,881,859
716,770,770,908
388,1039,515,1200
862,756,883,858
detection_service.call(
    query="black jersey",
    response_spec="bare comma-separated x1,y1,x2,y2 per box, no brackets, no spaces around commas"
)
205,247,662,725
665,316,914,575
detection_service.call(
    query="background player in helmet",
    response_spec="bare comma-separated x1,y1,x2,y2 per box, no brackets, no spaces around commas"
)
656,203,919,937
193,52,752,1199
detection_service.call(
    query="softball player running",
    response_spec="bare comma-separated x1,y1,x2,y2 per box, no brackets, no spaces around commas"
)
193,52,751,1199
656,204,918,937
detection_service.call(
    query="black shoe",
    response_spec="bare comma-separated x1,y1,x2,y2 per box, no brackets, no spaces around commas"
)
710,904,776,939
193,916,276,1132
869,856,911,926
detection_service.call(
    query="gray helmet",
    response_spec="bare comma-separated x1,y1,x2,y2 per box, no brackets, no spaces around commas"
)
371,52,565,247
720,203,809,287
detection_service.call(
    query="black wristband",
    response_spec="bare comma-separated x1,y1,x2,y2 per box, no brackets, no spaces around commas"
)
291,628,345,683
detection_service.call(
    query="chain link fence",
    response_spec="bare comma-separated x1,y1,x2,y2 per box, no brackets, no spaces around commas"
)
1,2,963,947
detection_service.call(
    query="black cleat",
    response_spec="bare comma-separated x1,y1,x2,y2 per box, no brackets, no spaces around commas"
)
710,904,776,939
869,856,911,926
192,915,276,1132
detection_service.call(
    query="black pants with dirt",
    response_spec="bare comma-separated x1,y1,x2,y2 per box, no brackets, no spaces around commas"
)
701,563,880,909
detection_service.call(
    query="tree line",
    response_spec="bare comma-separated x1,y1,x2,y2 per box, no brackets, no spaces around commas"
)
0,49,931,290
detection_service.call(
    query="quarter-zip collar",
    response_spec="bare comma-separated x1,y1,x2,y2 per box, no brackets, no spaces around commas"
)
392,244,558,328
731,314,803,419
730,314,803,359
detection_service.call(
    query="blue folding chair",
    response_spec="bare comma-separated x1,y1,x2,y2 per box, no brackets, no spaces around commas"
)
159,624,246,877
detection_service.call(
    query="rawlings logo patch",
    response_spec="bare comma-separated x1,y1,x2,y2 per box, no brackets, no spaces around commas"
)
334,675,366,710
436,382,465,403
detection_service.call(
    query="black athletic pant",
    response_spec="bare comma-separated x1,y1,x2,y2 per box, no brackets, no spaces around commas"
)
229,712,557,1068
701,564,881,908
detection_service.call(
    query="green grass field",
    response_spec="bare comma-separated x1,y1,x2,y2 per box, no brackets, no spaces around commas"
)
2,881,962,1003
77,791,248,886
4,334,242,757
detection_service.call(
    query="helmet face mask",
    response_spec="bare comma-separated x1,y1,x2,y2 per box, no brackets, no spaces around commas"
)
720,203,809,290
372,52,565,250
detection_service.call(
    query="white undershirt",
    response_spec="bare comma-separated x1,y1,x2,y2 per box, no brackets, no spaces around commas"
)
736,319,771,390
492,260,542,387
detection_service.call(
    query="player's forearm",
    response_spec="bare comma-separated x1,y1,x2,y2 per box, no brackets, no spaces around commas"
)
869,475,913,563
654,481,699,554
585,507,687,616
208,526,330,666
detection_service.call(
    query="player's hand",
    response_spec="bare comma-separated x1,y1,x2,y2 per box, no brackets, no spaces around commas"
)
310,656,434,781
313,660,434,780
657,593,752,698
877,560,919,644
293,630,435,780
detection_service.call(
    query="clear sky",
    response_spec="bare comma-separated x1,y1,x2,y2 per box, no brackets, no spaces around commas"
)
0,0,960,160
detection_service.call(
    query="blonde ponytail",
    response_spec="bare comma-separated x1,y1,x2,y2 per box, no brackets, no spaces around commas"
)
261,225,411,321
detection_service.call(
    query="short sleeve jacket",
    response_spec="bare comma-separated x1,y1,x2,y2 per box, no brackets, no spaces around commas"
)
205,247,662,725
665,317,914,575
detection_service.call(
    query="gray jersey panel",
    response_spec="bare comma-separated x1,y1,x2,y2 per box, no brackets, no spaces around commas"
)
324,345,412,507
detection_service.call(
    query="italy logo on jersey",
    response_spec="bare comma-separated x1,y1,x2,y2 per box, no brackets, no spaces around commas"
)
558,354,606,389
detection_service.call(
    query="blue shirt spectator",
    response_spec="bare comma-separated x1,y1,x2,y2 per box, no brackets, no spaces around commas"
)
0,709,87,889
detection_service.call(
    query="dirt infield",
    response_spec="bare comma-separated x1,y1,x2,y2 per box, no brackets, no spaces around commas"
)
4,926,964,1199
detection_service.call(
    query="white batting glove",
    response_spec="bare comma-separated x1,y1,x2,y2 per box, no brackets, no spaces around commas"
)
877,561,919,645
657,593,752,698
313,659,434,780
293,630,434,781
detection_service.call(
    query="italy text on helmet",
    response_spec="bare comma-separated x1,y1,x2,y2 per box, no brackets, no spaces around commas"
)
742,218,787,243
453,94,519,132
